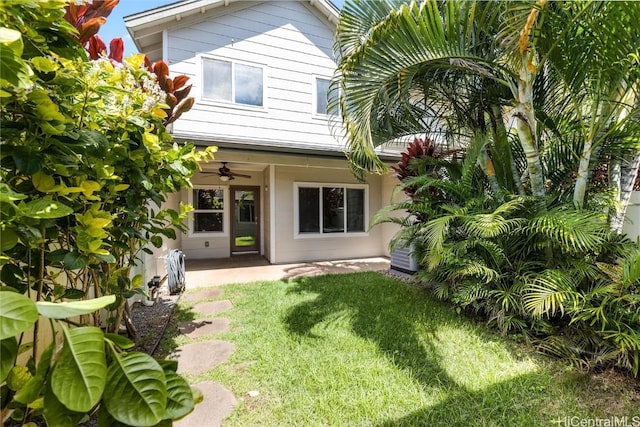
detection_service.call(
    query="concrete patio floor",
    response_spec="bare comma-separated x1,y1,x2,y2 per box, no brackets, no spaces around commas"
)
184,255,391,288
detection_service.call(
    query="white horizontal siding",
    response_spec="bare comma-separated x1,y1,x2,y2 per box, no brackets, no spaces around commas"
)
166,0,342,147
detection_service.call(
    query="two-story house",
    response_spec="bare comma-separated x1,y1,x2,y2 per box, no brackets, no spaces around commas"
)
125,0,401,268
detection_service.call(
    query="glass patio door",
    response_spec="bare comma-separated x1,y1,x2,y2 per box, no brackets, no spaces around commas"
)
231,187,259,253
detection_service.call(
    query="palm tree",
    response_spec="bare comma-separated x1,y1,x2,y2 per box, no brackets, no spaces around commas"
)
335,0,640,376
332,0,640,217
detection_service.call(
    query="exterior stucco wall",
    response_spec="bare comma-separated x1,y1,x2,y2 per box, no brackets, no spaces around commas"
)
622,191,640,242
180,167,264,259
272,164,395,263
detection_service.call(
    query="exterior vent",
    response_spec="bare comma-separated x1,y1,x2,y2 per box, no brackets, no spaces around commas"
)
390,244,419,273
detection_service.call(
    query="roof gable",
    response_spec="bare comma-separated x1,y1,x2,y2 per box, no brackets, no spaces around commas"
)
125,0,339,62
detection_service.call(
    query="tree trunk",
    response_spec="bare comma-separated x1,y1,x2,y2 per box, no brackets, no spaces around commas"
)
512,2,546,198
513,100,545,197
573,139,594,209
610,151,640,233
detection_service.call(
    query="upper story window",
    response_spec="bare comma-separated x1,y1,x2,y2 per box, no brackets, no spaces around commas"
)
294,183,368,237
202,58,264,107
315,77,331,115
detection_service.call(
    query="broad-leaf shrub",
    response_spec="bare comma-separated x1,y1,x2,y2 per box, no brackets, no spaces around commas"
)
1,0,212,424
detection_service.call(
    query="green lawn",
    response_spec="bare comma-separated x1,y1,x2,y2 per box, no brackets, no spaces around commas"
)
164,272,639,426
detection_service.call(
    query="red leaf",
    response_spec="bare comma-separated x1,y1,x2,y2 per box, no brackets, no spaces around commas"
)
83,0,119,22
63,3,86,29
88,35,107,60
172,75,190,90
166,78,175,93
144,56,153,71
78,17,107,45
173,84,192,102
108,38,124,63
166,93,178,109
164,97,194,126
175,97,194,114
152,61,169,79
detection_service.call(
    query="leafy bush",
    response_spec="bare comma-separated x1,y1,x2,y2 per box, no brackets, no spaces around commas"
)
379,137,640,376
1,0,213,424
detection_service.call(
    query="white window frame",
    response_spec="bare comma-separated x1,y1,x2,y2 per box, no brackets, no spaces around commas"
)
313,75,332,117
293,182,369,239
188,185,229,237
199,55,266,110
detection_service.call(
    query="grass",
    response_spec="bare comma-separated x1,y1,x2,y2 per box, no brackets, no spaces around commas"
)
161,272,640,426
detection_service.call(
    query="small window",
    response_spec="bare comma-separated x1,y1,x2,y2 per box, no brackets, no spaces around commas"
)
295,183,367,236
202,58,263,107
192,188,224,233
315,77,330,115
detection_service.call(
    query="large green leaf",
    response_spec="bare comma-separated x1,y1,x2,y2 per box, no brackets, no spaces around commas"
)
0,291,38,340
36,295,116,319
163,371,194,420
62,251,89,270
0,228,19,251
104,333,134,350
0,337,18,382
103,352,167,426
51,326,106,412
43,381,85,427
0,183,27,202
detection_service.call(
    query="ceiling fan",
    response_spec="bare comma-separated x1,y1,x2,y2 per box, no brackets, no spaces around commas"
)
204,162,251,181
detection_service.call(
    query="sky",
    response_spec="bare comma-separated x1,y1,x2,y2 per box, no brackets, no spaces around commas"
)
99,0,344,58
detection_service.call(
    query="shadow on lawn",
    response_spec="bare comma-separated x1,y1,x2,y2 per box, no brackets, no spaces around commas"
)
286,273,460,391
284,272,555,425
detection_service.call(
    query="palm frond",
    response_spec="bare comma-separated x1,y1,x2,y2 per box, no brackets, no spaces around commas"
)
336,0,508,173
450,260,500,285
528,208,608,254
451,280,489,308
623,248,640,285
522,269,581,318
452,238,507,270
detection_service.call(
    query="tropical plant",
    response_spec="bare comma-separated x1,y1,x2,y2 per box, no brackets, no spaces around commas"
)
343,0,640,375
333,0,640,214
376,139,640,375
1,292,196,426
1,0,213,423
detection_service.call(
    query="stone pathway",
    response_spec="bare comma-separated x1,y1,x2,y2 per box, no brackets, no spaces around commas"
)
171,288,238,426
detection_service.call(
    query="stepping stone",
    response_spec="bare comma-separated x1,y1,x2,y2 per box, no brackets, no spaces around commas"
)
174,381,237,427
173,340,236,375
182,288,223,302
179,318,230,338
192,300,233,316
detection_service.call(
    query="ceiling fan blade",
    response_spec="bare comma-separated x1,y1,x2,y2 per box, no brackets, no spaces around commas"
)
233,173,252,179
